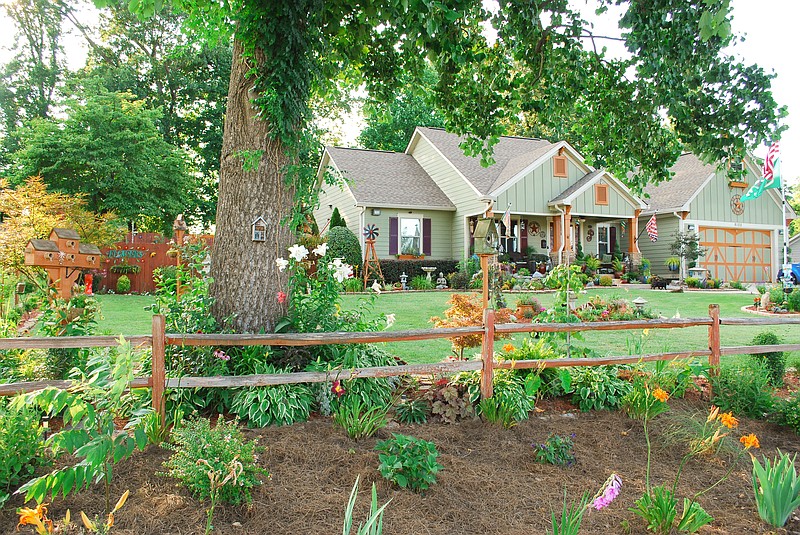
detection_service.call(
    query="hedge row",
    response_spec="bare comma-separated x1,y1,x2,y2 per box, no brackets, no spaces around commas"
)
377,260,460,283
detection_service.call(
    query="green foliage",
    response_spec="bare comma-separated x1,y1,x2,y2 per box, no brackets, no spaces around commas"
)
409,275,434,290
115,275,131,294
543,264,584,307
231,364,315,427
533,434,576,467
39,293,99,379
710,361,775,418
787,289,800,312
669,232,706,268
109,263,141,275
14,339,150,505
570,366,631,412
729,280,746,290
685,276,698,288
622,379,670,421
12,83,195,229
599,274,613,287
162,416,268,506
676,499,715,534
750,331,786,386
0,402,45,507
751,450,800,528
455,367,537,424
333,395,389,441
394,398,429,425
326,227,363,274
342,476,390,535
422,380,474,424
631,485,677,535
774,391,800,434
375,433,442,492
343,277,364,293
550,489,590,535
329,207,347,229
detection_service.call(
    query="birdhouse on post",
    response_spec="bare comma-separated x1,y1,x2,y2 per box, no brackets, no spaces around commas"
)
24,228,102,299
472,217,500,310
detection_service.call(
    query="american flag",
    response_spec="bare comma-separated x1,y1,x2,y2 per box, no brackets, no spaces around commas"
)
762,141,780,188
502,204,512,237
620,220,626,237
645,214,658,242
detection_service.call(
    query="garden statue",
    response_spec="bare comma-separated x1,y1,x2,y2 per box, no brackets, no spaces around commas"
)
760,291,771,311
24,228,102,299
400,272,408,290
436,272,448,289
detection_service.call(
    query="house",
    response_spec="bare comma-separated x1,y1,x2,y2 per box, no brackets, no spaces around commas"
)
315,127,647,272
789,232,799,264
637,152,796,282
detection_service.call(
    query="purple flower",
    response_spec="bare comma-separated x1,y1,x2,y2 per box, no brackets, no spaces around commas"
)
213,349,230,361
592,474,622,510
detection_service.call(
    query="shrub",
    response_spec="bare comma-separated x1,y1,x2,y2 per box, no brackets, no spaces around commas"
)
751,450,800,528
0,403,45,507
750,331,786,386
533,433,576,466
570,366,631,411
430,294,513,359
326,226,363,274
517,267,531,276
516,294,543,307
231,364,315,427
774,391,800,434
729,280,746,290
333,394,389,440
710,361,774,418
162,416,268,506
599,275,613,286
787,289,800,312
685,276,698,288
410,275,434,290
116,274,131,293
375,433,443,492
380,260,459,284
769,286,786,306
447,270,470,289
343,277,364,293
423,380,474,423
330,207,347,229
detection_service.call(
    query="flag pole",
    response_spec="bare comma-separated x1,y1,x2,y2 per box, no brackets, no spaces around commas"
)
782,179,788,267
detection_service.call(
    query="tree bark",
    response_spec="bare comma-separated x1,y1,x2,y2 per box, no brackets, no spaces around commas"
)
211,40,293,332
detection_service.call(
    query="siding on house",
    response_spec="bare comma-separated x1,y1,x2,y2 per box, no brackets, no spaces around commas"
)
689,167,783,226
637,214,682,278
317,176,361,237
364,208,453,260
570,181,636,218
409,134,485,259
495,156,585,214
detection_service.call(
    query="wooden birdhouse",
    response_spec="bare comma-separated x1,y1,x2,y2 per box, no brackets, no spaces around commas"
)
252,217,267,242
472,218,500,255
24,228,102,299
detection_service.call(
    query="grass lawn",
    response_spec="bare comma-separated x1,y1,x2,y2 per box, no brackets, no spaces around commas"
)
94,289,800,367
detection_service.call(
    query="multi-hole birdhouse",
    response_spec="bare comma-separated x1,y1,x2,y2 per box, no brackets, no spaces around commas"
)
24,228,102,299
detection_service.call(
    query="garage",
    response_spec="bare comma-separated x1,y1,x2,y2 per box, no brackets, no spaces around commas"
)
698,227,772,283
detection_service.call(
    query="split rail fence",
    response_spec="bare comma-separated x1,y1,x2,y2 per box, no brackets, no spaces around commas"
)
2,304,800,422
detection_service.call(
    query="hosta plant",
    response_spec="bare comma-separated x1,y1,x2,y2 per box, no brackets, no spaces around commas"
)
231,363,315,427
375,433,442,492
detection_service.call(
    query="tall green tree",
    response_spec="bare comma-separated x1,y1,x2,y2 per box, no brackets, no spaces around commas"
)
123,0,785,332
11,82,195,230
359,68,444,152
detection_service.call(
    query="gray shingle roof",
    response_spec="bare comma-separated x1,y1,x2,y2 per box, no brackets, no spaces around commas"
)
416,127,557,195
51,228,81,239
642,152,716,213
27,239,59,252
549,170,603,204
326,147,454,209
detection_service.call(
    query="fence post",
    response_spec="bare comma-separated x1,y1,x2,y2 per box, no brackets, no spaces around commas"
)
708,304,720,376
151,314,166,422
481,308,495,399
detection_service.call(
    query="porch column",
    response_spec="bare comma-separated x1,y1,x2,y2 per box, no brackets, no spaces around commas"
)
563,205,572,263
629,209,641,254
549,216,560,266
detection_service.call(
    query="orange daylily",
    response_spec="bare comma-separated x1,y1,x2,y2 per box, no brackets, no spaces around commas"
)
502,344,515,353
707,406,720,423
740,433,760,449
718,412,739,429
17,503,53,534
652,388,669,403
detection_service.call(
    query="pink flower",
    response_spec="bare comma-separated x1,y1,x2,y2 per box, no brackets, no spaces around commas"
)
331,380,345,398
592,474,622,510
213,349,230,362
277,291,287,304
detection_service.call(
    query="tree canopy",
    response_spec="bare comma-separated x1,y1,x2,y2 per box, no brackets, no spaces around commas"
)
11,82,196,231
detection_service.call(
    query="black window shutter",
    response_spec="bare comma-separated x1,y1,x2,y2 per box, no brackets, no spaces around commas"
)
423,218,432,256
389,217,398,255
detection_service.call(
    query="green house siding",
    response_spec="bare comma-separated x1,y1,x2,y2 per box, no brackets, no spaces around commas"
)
689,169,783,226
637,214,682,278
495,157,584,214
571,183,636,217
410,135,484,259
316,178,360,237
364,208,454,260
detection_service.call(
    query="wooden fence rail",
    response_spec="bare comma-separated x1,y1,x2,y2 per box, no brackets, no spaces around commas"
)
2,305,800,420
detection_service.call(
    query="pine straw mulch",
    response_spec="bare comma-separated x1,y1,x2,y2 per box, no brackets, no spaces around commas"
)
3,397,800,535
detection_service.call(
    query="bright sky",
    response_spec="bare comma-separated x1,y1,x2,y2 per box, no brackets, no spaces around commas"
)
0,1,797,185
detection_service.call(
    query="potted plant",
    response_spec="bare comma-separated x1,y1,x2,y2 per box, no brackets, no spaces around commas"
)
665,257,680,272
612,258,624,278
515,295,542,318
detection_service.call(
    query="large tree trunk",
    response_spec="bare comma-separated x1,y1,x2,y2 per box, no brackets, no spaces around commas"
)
210,41,294,332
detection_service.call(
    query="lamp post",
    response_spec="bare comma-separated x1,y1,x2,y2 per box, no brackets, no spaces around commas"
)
472,217,500,309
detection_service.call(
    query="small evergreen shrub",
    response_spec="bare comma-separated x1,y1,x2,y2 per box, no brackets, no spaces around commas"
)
599,275,613,287
710,361,774,418
326,226,363,273
750,331,786,386
787,289,800,312
116,274,131,293
375,433,443,492
329,207,347,229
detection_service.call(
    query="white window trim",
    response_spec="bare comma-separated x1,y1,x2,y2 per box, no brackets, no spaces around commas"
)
398,213,424,256
596,223,610,256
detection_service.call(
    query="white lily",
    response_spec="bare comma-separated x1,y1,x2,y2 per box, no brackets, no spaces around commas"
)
313,243,328,256
331,261,353,283
385,313,396,328
275,257,289,272
288,244,309,262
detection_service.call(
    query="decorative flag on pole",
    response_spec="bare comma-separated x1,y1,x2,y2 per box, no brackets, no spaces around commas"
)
502,204,512,237
645,214,658,242
620,220,627,237
742,142,781,201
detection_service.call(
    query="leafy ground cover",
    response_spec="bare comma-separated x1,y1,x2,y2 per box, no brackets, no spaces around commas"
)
2,397,798,534
94,289,800,366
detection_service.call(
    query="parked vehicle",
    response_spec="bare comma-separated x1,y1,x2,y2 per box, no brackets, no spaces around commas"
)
777,263,800,284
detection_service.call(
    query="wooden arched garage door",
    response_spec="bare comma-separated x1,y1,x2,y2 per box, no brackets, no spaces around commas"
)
698,227,772,283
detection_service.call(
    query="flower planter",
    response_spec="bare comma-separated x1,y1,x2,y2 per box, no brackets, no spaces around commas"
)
728,181,748,189
397,255,424,260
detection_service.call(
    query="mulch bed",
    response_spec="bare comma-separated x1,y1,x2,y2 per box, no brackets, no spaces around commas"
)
3,397,800,535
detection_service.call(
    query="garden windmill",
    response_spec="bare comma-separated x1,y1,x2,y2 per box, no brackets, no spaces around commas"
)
362,224,384,289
